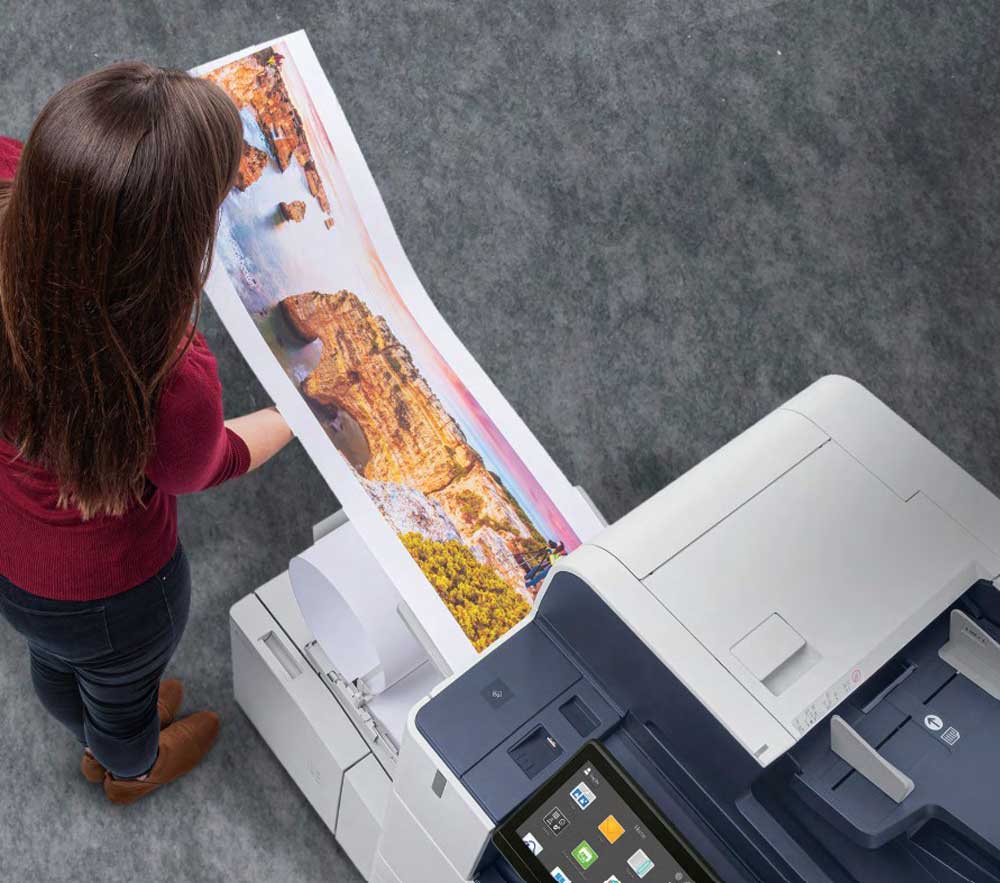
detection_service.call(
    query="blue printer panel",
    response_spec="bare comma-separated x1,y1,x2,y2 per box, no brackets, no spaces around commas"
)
416,620,621,822
463,680,618,821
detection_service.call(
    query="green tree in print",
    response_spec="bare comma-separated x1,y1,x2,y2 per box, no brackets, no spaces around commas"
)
400,532,531,652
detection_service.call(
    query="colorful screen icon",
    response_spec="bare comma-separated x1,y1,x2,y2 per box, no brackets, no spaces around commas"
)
550,867,573,883
571,840,599,870
521,832,543,856
598,814,625,844
570,781,597,810
544,807,570,835
602,877,622,883
628,848,655,878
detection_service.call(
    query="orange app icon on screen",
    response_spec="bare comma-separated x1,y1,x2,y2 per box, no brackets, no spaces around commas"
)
598,814,625,844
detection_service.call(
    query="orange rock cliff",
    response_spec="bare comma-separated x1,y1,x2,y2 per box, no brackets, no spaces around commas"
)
235,144,268,191
281,291,545,595
206,49,334,224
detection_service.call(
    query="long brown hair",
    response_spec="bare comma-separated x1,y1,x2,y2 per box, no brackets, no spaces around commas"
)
0,62,242,518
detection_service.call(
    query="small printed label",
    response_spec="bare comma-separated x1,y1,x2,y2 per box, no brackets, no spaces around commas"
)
792,670,859,735
961,620,993,650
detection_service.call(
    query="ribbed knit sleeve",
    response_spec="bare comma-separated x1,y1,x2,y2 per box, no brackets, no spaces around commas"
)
146,333,252,494
0,137,21,178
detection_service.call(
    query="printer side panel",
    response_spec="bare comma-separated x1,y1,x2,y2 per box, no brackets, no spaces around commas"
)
380,701,495,882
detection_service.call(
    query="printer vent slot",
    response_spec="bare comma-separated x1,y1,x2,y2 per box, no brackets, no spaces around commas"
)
559,696,598,737
923,672,957,706
850,658,915,714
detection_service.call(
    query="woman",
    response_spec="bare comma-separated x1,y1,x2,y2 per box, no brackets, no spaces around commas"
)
0,63,293,804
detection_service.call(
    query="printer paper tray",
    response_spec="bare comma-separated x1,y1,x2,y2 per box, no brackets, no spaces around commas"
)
743,582,1000,881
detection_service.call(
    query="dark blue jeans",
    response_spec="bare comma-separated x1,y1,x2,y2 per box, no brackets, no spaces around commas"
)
0,545,191,778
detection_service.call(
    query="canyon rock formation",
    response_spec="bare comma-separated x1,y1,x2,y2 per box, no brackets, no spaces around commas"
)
235,143,268,191
207,49,334,227
281,290,544,592
281,290,476,490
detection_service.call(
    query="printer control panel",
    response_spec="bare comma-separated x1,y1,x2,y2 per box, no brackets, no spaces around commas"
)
494,742,720,883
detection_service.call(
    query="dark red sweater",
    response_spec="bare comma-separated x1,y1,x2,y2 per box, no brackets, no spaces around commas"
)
0,136,18,178
0,138,251,600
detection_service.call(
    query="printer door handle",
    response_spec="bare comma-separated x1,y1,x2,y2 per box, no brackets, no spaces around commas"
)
258,629,303,682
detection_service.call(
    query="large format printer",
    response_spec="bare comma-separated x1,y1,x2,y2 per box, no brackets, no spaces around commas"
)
231,376,1000,882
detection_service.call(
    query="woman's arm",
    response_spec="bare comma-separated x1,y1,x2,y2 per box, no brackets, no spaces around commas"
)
224,406,293,472
146,335,292,494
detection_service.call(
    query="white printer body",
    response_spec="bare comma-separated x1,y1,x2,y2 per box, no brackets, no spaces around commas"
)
231,376,1000,882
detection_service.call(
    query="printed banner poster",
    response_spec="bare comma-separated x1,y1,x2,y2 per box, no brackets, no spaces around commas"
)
193,32,602,672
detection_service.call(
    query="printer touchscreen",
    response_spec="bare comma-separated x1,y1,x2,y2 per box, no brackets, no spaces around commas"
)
495,742,718,883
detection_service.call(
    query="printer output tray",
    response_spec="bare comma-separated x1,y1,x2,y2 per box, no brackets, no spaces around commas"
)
745,580,1000,883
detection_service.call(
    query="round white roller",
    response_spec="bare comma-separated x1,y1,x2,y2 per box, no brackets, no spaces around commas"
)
290,521,428,694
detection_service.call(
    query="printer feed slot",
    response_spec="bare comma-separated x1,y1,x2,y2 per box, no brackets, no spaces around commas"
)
922,671,957,706
830,715,914,804
509,726,563,779
559,696,598,737
850,657,916,714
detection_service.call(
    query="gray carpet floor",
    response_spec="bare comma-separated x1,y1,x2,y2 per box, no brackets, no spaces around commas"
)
2,1,999,881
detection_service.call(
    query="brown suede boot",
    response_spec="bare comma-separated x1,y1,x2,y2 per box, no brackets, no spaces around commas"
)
80,679,185,784
103,711,220,805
